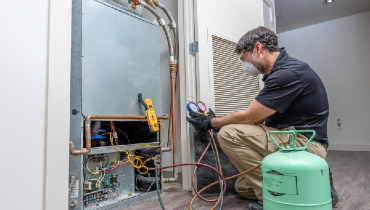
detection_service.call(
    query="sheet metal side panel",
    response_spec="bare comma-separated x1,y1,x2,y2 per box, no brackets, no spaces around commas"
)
82,0,162,116
70,0,84,209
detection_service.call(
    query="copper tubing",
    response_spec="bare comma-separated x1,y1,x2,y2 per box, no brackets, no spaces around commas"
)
69,118,92,156
163,62,178,182
83,115,168,120
161,147,171,152
69,115,169,156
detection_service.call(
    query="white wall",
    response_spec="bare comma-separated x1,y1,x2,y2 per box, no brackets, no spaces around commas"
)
195,0,265,108
142,0,181,171
177,0,265,190
278,11,370,151
0,1,72,209
0,0,49,209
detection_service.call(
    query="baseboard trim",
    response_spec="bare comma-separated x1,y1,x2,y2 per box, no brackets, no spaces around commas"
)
328,144,370,151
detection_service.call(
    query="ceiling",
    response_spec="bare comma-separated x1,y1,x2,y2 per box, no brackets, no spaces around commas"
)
275,0,370,33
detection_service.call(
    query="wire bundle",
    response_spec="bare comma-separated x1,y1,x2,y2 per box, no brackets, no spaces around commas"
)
84,156,129,197
107,122,166,174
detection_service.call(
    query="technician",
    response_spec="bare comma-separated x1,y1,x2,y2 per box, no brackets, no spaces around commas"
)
186,26,338,210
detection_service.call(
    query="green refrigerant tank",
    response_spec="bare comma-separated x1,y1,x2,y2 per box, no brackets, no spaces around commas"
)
262,130,332,210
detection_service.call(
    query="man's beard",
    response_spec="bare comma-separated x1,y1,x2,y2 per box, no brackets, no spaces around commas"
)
254,59,269,74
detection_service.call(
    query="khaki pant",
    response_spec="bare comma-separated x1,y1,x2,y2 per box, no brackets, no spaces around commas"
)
217,124,327,200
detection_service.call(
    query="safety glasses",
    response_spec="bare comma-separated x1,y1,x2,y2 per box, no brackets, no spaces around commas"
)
239,51,246,64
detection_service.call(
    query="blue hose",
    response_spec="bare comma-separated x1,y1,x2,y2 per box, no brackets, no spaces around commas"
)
155,169,166,210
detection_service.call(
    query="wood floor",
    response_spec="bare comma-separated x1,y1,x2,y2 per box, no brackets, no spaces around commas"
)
128,151,370,210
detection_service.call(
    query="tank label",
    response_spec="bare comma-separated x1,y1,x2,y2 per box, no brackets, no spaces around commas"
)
263,170,297,196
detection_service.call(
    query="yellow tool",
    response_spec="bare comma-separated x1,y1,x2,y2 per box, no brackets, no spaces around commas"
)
138,93,159,132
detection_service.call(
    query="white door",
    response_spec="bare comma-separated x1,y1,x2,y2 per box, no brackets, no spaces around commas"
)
263,0,276,32
178,0,268,190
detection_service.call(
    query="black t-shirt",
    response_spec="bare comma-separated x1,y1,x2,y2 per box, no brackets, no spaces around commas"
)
255,49,329,142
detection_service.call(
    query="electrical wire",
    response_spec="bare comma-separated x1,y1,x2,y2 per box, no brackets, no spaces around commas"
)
106,122,166,174
115,127,130,144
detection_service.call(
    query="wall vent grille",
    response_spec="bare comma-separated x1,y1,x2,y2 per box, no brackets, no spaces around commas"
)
212,35,260,117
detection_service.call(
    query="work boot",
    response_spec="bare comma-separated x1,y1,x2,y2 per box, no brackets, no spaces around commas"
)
248,200,263,210
330,169,339,207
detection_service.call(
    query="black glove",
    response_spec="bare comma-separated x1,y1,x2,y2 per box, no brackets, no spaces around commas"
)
207,109,220,132
186,108,217,132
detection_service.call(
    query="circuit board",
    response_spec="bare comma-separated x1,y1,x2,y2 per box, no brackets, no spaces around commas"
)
83,189,109,207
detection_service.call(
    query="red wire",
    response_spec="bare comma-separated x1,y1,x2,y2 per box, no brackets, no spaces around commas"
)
148,163,226,197
191,143,220,202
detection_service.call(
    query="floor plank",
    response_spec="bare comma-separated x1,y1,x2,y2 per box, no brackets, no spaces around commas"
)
127,151,370,210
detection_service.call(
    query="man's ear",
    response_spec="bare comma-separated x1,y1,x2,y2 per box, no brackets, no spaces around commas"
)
255,42,263,56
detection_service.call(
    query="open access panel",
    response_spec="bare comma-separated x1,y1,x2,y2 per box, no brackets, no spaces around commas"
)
69,0,164,209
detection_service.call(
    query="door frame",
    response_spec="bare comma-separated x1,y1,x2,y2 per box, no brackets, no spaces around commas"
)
178,0,198,191
44,1,72,209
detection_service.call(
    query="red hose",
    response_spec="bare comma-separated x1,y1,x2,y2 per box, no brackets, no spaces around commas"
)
191,143,220,202
148,163,227,194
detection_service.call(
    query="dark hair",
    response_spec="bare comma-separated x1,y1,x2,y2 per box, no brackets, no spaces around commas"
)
234,26,280,54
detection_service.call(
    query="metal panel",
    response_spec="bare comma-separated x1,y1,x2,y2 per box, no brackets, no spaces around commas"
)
82,0,162,116
83,152,135,210
69,0,84,208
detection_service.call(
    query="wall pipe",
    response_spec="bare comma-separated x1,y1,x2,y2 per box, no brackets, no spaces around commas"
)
69,115,169,156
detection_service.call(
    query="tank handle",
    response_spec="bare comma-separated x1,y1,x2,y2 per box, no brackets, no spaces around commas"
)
268,130,316,151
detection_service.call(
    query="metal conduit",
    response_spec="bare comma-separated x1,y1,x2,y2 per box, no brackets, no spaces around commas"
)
158,2,179,62
141,1,174,58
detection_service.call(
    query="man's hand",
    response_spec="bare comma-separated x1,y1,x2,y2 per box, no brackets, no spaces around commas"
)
186,108,216,132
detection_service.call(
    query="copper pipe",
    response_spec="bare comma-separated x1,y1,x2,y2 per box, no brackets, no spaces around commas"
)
69,116,92,156
69,115,169,156
161,147,171,152
83,115,168,120
163,62,178,182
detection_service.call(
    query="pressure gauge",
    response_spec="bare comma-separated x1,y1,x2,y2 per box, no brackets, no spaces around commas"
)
196,101,207,113
186,97,199,112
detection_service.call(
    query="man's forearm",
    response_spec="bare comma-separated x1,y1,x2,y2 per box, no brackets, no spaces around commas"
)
211,110,256,128
210,99,275,129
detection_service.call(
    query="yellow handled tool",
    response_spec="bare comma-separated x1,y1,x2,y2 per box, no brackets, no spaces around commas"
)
138,93,159,132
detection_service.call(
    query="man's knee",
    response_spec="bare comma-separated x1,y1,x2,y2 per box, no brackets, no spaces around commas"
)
217,125,235,147
235,181,258,200
218,124,269,147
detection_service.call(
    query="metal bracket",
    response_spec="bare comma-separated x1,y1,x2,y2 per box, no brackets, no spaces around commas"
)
189,41,198,55
154,154,161,167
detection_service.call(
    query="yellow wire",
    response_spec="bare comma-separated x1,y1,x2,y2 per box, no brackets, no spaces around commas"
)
95,172,105,188
86,157,99,175
104,122,166,174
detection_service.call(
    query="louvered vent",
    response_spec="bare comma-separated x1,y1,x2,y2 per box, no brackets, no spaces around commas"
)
212,35,260,117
